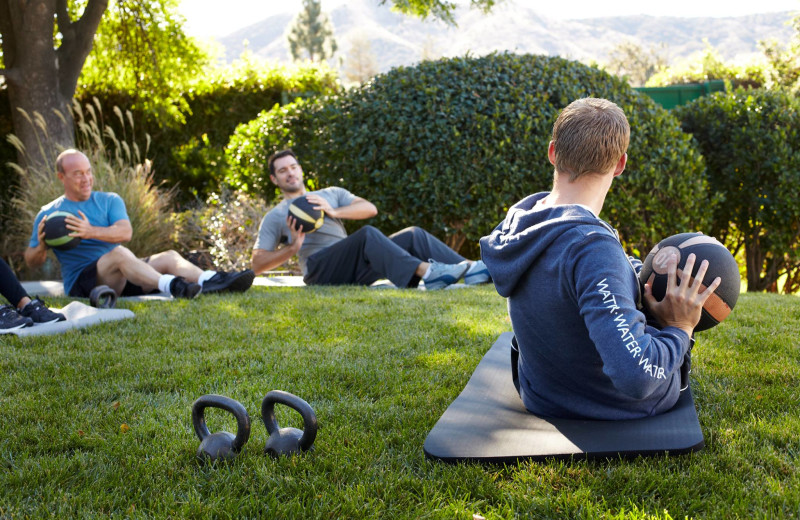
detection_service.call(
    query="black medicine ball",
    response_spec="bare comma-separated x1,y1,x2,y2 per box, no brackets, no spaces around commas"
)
44,211,81,251
640,232,740,331
288,196,324,233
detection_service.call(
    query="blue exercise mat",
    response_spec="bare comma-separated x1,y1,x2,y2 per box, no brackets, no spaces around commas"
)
424,332,704,464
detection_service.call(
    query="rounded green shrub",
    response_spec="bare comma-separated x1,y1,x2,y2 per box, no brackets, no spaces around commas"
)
227,53,711,257
676,88,800,293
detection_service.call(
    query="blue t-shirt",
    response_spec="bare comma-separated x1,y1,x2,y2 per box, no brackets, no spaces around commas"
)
30,192,129,294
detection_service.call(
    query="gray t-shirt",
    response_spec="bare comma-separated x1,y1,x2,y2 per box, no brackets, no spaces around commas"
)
254,187,357,274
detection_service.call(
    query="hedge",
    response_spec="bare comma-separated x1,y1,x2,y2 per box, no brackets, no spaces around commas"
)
227,53,712,258
676,88,800,293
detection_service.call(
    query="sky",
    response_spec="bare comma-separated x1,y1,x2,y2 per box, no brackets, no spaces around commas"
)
179,0,800,38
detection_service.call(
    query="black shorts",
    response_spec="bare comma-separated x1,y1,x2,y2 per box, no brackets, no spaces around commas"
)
68,257,157,298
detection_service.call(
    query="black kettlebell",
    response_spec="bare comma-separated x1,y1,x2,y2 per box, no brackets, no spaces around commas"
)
192,394,251,463
261,390,317,458
89,284,117,309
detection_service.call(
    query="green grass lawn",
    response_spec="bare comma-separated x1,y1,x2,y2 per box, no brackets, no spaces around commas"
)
1,286,798,519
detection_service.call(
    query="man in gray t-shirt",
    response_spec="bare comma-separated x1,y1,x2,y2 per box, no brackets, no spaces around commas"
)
251,149,492,289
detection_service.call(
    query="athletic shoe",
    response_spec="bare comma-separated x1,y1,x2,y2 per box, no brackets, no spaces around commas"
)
423,260,470,290
0,305,33,332
169,277,202,299
201,269,255,294
463,260,491,285
19,298,66,324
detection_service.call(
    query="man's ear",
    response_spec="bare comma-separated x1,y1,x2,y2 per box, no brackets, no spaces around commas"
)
612,153,627,177
547,141,556,166
269,174,277,186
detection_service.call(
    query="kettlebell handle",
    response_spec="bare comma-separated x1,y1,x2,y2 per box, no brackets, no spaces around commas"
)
261,390,317,451
191,394,251,453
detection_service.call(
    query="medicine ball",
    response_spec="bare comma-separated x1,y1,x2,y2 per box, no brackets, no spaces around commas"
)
640,232,740,331
288,196,324,233
44,211,81,251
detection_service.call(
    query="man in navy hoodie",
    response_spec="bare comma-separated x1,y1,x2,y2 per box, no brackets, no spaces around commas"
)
481,98,721,420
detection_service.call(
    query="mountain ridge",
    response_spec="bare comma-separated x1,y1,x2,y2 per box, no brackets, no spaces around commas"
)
219,2,796,72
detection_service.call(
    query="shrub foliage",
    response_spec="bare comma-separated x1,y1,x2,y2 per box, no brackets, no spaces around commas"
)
676,88,800,293
76,59,340,201
227,53,711,257
172,189,273,272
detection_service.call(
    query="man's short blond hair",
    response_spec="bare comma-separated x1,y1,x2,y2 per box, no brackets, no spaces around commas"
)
551,98,630,181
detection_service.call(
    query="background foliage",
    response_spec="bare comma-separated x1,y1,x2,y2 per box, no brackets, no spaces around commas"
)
172,189,273,272
3,101,176,280
227,53,711,258
675,88,800,293
646,14,800,91
0,59,339,216
76,58,340,202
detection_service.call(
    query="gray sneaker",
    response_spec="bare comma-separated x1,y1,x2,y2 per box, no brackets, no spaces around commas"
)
423,260,470,290
464,260,491,285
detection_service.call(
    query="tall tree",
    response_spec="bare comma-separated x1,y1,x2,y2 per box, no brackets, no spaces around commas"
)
605,40,667,87
0,0,108,169
342,32,378,85
287,0,338,62
79,0,208,125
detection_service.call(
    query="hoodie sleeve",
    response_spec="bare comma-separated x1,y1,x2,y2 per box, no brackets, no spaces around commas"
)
569,233,690,400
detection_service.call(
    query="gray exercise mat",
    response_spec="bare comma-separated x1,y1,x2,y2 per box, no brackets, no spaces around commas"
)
22,280,172,301
2,301,135,337
424,332,705,464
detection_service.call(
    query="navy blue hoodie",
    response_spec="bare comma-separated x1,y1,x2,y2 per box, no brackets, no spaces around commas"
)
480,192,690,420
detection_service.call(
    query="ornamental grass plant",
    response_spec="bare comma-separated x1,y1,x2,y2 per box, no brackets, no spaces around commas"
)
4,100,176,278
0,286,798,518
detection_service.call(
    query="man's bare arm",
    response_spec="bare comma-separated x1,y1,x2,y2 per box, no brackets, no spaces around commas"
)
251,216,306,275
306,195,377,221
66,212,133,243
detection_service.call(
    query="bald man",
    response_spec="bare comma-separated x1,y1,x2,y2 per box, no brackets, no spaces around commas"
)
25,149,254,299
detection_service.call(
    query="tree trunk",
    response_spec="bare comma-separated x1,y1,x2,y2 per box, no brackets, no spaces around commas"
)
744,237,780,292
0,0,108,170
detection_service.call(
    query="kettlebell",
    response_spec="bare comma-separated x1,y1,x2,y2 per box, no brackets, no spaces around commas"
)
261,390,317,458
89,284,117,309
192,394,251,463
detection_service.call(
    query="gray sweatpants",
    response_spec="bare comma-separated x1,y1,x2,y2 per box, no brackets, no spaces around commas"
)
304,226,466,288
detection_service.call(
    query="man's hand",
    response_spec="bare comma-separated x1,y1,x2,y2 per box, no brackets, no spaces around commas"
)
643,252,721,337
287,216,306,250
305,194,336,218
36,216,47,246
25,216,50,268
65,210,93,239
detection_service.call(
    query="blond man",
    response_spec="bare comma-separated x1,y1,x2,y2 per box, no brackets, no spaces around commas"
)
481,98,720,420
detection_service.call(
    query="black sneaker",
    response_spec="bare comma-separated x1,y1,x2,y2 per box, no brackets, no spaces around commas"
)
201,269,255,294
169,277,202,299
0,305,34,332
19,298,66,324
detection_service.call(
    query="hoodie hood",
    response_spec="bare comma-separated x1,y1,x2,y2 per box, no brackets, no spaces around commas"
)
480,192,618,297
